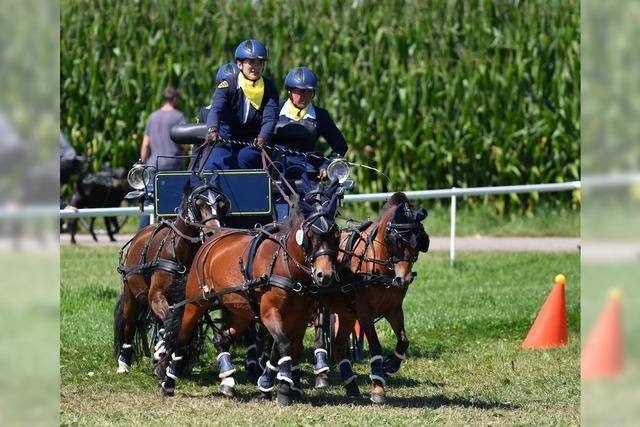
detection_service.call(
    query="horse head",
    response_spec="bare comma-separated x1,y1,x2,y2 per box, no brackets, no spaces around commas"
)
383,193,430,286
296,179,342,287
181,173,229,230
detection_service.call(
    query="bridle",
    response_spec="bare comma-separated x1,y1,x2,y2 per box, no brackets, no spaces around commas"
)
299,210,339,265
180,183,228,234
384,221,426,265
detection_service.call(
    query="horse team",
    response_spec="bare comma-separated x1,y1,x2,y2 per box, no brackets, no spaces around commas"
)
114,175,429,405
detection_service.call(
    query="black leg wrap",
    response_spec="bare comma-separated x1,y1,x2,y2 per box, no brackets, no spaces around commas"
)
338,359,357,385
313,348,330,375
369,355,386,385
383,351,406,376
276,356,293,385
291,365,302,399
257,361,278,392
217,352,236,378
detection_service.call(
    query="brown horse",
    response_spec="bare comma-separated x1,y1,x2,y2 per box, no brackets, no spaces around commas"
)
315,192,429,403
159,182,342,405
113,180,227,374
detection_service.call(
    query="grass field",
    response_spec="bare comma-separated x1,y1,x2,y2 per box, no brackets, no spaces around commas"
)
60,246,580,426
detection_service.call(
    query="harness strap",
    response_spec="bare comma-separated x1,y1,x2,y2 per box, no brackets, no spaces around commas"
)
160,218,201,243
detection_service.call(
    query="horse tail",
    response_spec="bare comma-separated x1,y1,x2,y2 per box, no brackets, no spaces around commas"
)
113,281,150,362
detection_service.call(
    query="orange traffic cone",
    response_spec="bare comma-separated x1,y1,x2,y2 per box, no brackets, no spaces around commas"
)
581,289,624,379
522,274,568,349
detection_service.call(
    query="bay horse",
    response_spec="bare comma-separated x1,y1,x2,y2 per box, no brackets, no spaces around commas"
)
113,179,227,374
159,181,342,405
314,192,429,403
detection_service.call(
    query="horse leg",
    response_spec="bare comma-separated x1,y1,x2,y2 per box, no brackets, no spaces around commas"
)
115,285,137,374
160,302,207,397
356,303,386,404
89,217,98,242
243,322,260,380
383,308,409,376
106,217,117,242
256,341,279,402
69,219,78,244
290,329,306,401
262,313,295,406
312,307,330,389
213,315,252,398
332,312,361,399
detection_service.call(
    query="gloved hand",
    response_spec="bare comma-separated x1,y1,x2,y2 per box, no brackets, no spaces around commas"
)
317,168,328,180
205,128,219,145
254,136,267,148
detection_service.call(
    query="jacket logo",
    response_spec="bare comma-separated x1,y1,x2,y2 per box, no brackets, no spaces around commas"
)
217,80,229,89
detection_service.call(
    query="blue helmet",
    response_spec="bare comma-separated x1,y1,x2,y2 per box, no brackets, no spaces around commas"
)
234,39,269,61
215,62,239,84
284,67,318,90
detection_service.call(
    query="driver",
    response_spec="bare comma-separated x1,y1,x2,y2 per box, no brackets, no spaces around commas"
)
203,39,278,171
272,66,347,186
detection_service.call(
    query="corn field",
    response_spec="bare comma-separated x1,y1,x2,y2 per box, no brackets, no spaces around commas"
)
61,0,580,212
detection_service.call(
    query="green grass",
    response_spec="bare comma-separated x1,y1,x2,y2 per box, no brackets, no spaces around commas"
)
60,246,579,425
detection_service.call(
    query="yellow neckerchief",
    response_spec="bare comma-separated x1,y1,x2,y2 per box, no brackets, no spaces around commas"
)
238,72,264,110
284,98,310,121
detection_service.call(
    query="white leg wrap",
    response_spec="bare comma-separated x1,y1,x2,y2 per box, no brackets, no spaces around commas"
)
257,378,275,392
154,339,165,352
314,366,330,375
219,368,236,379
216,352,231,361
369,374,386,386
122,343,133,349
247,344,257,351
266,361,278,372
394,351,407,360
314,348,328,356
166,367,179,380
278,356,292,365
276,373,295,385
221,376,236,388
291,365,300,371
370,355,383,364
171,353,183,361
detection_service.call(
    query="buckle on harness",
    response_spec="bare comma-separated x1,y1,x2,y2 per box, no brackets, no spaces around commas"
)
292,282,304,294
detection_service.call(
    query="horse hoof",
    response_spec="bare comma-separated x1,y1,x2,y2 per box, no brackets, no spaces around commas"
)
277,391,293,406
257,392,272,403
315,375,330,389
345,382,361,399
160,385,174,397
370,392,386,405
219,384,234,398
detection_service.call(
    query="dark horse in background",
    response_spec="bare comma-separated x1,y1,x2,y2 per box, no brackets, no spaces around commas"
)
314,192,429,404
113,178,228,374
159,180,342,405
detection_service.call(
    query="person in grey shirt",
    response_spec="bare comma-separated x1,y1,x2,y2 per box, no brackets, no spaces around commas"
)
139,87,186,228
140,86,186,171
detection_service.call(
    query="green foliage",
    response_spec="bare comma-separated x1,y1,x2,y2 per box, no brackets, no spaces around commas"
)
61,0,580,211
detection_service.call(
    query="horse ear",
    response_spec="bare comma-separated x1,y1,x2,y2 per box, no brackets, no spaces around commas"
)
415,208,428,222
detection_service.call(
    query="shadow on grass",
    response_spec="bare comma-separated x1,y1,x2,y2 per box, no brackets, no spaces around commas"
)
308,392,520,410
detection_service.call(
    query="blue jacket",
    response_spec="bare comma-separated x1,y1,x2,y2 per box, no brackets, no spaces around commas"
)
273,99,348,168
206,74,278,142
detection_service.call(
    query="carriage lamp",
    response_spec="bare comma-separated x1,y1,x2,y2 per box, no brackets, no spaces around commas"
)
327,159,350,183
127,160,150,190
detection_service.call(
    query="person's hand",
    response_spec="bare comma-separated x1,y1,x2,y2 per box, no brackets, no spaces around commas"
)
205,128,219,145
254,136,267,148
317,168,328,180
64,205,79,212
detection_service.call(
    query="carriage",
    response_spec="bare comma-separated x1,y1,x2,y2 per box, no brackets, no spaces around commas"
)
115,123,429,404
120,123,359,369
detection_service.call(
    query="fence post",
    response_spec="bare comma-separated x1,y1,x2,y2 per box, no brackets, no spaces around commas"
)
450,189,456,267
